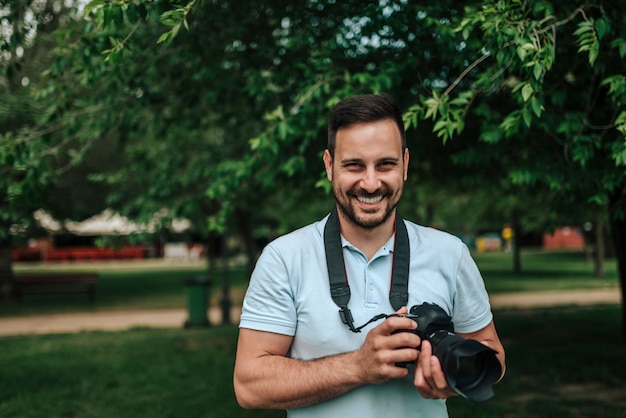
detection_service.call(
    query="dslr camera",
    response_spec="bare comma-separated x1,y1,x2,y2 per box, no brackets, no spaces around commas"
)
397,302,502,402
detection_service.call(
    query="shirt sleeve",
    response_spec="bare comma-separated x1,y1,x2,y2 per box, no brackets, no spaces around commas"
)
451,243,493,334
239,242,298,336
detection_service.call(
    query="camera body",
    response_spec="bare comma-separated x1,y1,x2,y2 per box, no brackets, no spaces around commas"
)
398,302,502,403
404,302,456,344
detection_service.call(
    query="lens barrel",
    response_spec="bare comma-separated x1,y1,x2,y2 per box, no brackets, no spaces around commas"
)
429,330,502,402
405,303,502,402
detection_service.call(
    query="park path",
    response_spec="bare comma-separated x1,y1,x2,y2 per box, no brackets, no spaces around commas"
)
0,288,620,337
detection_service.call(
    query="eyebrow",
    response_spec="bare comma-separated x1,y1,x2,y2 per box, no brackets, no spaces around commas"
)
339,157,400,164
339,158,362,165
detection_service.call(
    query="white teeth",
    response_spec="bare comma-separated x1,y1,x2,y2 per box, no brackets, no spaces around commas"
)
358,195,383,204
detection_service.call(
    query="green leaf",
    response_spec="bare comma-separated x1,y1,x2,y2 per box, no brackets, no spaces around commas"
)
160,18,176,27
449,92,471,106
521,83,534,102
616,111,626,136
573,21,593,37
595,17,609,40
446,122,454,140
589,41,599,65
522,106,532,127
424,97,439,120
613,147,626,166
500,111,521,136
157,32,171,44
433,119,447,133
249,136,261,151
83,0,106,16
533,63,543,80
530,97,542,118
610,39,626,58
277,122,288,140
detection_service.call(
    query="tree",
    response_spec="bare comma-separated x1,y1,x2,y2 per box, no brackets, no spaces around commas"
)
0,0,86,299
402,1,626,336
8,1,624,339
40,0,476,274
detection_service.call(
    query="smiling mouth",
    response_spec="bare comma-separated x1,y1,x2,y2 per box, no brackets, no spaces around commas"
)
357,195,383,205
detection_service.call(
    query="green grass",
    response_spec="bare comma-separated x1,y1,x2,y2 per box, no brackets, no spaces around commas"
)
447,305,626,418
2,261,248,316
473,250,618,293
0,326,281,418
3,250,619,318
0,306,624,417
0,250,624,417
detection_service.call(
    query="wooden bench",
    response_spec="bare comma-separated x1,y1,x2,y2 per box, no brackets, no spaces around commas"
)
16,273,99,301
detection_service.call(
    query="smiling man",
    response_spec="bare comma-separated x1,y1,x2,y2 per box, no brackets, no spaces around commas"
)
234,93,505,418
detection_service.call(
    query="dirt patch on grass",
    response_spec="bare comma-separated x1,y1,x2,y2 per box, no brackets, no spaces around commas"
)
510,382,626,407
558,383,626,406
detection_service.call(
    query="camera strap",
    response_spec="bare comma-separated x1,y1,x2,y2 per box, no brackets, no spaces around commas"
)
324,207,410,333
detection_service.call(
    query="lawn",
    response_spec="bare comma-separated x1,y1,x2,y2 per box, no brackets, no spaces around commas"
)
0,305,624,417
3,249,620,318
0,250,624,417
2,261,246,316
473,250,619,293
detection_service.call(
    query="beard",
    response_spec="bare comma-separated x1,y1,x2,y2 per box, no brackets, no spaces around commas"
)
333,185,399,230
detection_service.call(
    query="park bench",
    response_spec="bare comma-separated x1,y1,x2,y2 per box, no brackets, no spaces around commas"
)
15,273,99,301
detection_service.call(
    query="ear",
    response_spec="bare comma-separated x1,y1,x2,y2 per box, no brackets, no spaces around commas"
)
323,149,333,181
403,148,409,181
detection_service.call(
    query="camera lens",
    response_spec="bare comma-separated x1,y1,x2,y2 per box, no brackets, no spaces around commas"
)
456,351,492,389
457,355,478,383
434,336,502,402
404,303,502,402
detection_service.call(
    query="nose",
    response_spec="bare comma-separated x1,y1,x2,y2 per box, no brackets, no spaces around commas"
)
361,166,381,193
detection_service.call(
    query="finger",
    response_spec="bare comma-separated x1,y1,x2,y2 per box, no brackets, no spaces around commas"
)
414,365,437,399
381,314,418,337
414,343,437,399
394,347,420,367
426,347,457,398
395,306,408,315
421,340,434,385
421,341,448,399
430,356,449,390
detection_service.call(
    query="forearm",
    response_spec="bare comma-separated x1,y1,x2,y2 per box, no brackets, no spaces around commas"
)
234,350,364,410
234,315,420,409
458,321,506,382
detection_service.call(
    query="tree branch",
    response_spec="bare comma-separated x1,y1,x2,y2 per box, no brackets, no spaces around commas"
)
442,51,491,98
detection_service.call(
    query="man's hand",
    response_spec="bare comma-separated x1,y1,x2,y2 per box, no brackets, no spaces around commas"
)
353,306,422,384
235,306,423,410
413,340,458,399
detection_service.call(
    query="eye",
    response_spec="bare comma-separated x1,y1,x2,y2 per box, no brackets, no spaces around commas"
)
379,160,398,170
343,161,364,171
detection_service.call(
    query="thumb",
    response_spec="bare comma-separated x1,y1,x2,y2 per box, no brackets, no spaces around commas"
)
395,306,408,315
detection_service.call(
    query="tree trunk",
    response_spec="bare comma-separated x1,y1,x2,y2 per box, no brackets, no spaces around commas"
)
512,217,522,274
235,208,258,278
608,215,626,340
204,233,221,326
594,213,606,277
220,234,232,325
0,236,17,301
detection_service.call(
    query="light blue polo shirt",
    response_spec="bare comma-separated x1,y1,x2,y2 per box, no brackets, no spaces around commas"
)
239,213,493,418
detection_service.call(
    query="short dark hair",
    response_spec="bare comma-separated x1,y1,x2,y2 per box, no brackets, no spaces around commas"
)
327,93,405,158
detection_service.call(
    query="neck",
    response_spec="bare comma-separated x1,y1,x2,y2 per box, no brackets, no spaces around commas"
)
337,208,396,260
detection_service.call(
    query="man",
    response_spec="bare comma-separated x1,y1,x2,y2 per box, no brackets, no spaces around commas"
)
234,93,505,417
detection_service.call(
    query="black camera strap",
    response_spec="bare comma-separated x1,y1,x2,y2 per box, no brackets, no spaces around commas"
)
324,207,410,333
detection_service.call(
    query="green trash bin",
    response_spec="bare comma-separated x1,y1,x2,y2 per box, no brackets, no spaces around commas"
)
184,276,211,328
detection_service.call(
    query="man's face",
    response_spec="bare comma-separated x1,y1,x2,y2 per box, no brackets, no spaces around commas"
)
323,119,409,230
